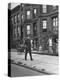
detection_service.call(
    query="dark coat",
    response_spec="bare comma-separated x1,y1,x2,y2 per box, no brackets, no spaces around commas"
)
24,39,31,51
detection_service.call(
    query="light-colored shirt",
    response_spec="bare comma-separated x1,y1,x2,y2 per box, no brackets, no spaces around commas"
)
48,38,52,46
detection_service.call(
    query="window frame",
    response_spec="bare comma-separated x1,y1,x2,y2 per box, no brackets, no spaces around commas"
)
22,15,23,19
27,10,31,19
27,25,30,35
42,5,47,13
33,22,37,36
52,17,58,31
14,27,17,38
33,8,37,18
34,9,36,14
14,15,17,23
53,6,56,10
17,13,20,22
11,17,14,24
42,20,47,29
17,26,20,37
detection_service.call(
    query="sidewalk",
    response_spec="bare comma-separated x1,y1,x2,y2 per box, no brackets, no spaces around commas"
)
10,49,59,74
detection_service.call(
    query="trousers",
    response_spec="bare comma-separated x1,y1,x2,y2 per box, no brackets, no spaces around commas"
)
25,49,32,60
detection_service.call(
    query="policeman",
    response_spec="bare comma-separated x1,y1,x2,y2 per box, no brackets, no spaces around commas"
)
24,37,33,61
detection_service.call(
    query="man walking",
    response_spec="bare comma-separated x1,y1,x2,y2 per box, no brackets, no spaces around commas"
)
48,37,53,54
24,37,33,61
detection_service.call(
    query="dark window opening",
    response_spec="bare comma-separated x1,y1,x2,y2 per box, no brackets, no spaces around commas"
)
33,23,37,36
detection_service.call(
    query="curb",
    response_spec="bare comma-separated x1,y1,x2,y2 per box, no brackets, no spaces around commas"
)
11,60,54,75
16,51,58,56
32,52,58,56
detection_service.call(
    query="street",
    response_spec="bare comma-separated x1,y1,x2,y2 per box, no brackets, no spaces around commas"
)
11,63,45,77
10,49,59,74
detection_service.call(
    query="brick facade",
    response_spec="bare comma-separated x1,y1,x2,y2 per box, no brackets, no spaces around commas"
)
10,3,59,55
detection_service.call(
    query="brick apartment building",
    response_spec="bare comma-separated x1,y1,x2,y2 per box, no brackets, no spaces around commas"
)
9,3,59,55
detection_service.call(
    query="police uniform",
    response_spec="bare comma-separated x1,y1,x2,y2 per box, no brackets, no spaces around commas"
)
24,38,33,60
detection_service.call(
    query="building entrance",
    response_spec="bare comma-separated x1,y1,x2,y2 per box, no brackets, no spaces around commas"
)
21,25,23,44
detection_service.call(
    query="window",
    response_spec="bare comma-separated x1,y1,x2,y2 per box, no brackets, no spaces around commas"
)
53,17,58,26
53,6,56,10
34,9,36,14
17,26,20,37
27,11,30,19
42,5,47,13
22,15,24,20
17,14,20,22
56,18,58,26
43,20,47,29
21,14,24,22
27,25,30,35
33,9,37,18
22,15,23,19
33,23,37,36
22,4,24,7
14,27,17,38
14,15,17,23
11,18,13,24
53,17,58,31
53,18,56,26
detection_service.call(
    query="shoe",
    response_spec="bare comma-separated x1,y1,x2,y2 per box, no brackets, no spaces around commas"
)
31,59,33,61
25,59,27,61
